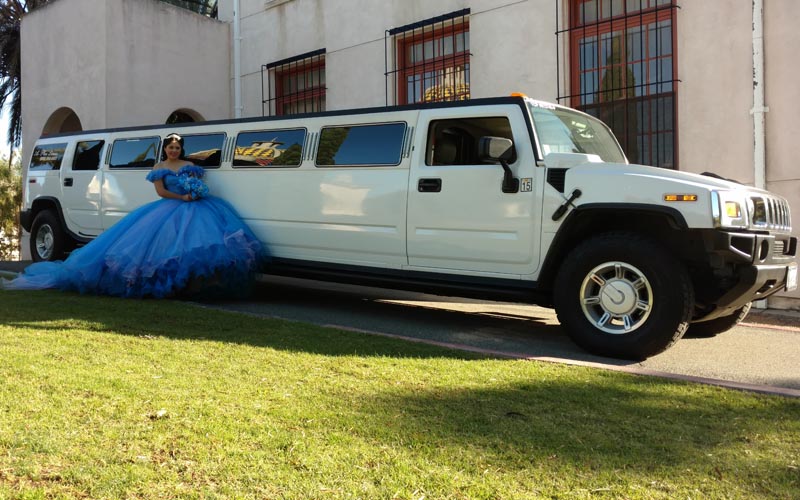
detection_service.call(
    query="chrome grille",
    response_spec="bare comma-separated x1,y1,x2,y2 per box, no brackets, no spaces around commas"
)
773,240,785,257
749,195,792,233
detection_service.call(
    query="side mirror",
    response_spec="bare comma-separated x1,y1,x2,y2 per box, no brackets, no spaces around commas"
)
478,136,518,194
478,136,514,162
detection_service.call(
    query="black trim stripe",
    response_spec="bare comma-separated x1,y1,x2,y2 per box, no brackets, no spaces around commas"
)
266,48,326,70
41,96,530,139
264,257,544,304
574,203,689,229
388,8,470,36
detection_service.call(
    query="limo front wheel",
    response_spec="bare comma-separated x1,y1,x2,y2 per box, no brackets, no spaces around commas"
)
686,302,752,338
553,232,694,360
30,210,67,262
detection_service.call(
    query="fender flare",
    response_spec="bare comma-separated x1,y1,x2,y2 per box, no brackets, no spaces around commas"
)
539,203,689,290
28,197,92,244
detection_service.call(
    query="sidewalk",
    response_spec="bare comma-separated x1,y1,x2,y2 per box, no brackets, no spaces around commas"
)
744,307,800,329
1,260,799,328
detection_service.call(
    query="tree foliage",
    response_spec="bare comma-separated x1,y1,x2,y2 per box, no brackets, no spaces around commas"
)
0,152,21,259
0,0,51,149
316,128,349,166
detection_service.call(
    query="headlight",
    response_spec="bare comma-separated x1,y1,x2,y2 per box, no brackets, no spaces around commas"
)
725,201,741,218
711,190,748,228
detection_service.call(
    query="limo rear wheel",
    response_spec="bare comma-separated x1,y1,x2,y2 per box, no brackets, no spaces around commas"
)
553,232,694,360
30,210,67,262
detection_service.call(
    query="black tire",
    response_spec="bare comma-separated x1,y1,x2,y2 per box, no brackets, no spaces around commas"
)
686,302,752,338
553,232,694,360
30,210,68,262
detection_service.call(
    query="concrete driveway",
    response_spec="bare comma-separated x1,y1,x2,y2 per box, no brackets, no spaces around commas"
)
218,275,800,397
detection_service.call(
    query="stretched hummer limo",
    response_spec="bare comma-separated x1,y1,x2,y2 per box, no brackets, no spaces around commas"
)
20,95,797,359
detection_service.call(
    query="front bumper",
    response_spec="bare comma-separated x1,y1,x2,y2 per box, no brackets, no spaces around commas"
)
19,210,33,233
697,231,797,321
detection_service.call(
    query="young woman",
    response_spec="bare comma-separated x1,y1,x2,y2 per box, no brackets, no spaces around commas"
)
3,134,267,298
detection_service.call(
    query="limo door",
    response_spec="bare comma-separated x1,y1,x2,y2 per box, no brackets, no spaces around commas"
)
406,107,541,277
60,140,105,236
214,121,413,269
101,136,162,229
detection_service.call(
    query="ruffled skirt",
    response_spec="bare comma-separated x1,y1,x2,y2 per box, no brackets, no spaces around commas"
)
4,196,267,298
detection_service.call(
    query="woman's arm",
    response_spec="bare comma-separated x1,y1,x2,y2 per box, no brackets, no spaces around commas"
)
153,179,193,202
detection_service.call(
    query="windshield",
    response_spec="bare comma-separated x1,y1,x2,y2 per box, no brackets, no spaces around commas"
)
528,102,627,163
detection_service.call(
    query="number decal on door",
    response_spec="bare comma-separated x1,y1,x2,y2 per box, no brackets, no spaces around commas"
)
520,178,533,192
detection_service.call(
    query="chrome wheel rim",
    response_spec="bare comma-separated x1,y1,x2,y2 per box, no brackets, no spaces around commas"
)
579,261,653,335
35,225,54,260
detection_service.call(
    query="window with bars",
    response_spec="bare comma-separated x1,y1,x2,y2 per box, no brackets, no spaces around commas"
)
559,0,678,168
262,50,326,117
159,0,218,18
386,9,471,106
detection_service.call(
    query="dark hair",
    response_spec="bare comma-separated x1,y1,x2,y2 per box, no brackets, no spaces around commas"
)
161,133,186,161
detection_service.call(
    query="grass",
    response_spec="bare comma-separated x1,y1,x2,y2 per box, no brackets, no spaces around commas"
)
0,290,798,499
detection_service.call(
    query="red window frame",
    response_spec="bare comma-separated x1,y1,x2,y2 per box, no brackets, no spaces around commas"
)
568,0,678,168
396,21,470,105
274,59,326,116
569,3,676,104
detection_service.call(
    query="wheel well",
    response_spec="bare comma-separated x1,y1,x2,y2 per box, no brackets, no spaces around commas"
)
28,198,85,244
30,198,62,224
539,207,703,293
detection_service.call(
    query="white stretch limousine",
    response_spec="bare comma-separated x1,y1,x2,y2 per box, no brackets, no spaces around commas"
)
21,95,797,359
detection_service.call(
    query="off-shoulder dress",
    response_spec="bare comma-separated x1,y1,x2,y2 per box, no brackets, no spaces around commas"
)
4,166,266,298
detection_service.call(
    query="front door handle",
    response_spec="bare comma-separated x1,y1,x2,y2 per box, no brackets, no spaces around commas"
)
418,178,442,193
63,177,74,187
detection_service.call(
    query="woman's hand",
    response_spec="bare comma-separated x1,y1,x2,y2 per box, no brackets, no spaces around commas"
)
183,193,194,202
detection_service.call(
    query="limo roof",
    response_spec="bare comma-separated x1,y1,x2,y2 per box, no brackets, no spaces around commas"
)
39,95,541,140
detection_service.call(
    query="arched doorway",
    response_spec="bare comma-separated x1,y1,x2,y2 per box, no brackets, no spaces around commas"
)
42,107,82,135
166,108,205,124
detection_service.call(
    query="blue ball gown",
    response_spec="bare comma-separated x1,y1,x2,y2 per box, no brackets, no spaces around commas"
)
4,165,267,298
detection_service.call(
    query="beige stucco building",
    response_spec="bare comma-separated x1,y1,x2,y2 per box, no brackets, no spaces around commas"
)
19,0,799,307
21,0,230,156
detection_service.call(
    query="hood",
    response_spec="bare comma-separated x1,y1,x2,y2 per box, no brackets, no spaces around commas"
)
544,153,766,194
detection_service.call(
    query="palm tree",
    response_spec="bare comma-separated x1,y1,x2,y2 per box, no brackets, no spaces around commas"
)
0,0,49,149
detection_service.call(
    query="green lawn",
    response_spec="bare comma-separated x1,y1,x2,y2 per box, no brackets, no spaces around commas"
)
0,290,798,499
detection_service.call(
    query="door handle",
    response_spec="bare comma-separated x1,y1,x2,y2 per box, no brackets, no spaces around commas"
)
63,177,74,187
418,178,442,193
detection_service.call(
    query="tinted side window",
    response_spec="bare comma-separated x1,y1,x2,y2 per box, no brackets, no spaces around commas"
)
233,129,306,167
170,133,226,168
109,137,160,169
316,122,406,167
29,143,68,171
72,140,104,171
426,117,516,166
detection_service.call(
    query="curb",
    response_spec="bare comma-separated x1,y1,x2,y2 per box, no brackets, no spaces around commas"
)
323,324,800,399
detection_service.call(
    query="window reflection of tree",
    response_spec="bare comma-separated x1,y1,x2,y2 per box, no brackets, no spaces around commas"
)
271,143,303,166
317,128,350,166
598,35,639,164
